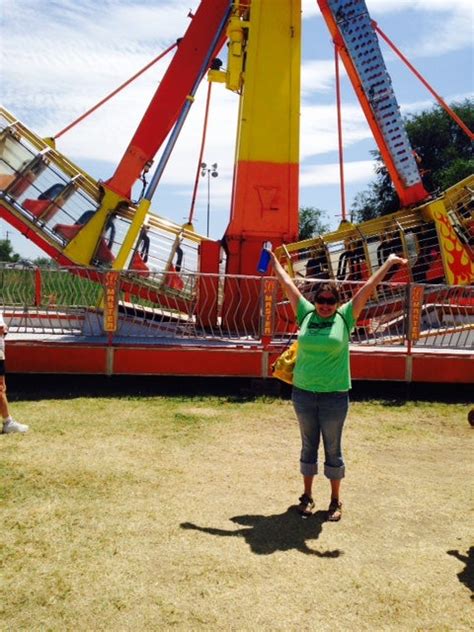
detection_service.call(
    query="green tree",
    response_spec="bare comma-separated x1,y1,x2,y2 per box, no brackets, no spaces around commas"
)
298,206,330,240
351,99,474,222
0,239,20,263
33,256,57,267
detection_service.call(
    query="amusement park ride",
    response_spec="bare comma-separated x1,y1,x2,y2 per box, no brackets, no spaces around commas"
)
0,0,473,383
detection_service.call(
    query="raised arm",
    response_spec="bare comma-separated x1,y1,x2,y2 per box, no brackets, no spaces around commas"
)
352,253,408,319
270,251,303,316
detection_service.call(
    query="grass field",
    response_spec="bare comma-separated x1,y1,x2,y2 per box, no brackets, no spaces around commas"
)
1,386,473,631
0,268,103,308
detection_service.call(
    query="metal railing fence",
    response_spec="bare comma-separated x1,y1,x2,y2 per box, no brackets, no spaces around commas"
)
0,266,472,350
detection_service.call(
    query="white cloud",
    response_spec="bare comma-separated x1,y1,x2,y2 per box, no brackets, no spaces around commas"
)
302,0,320,18
399,92,474,116
367,0,473,58
411,10,473,57
369,0,472,14
301,103,371,158
300,160,375,187
1,2,197,133
301,60,344,95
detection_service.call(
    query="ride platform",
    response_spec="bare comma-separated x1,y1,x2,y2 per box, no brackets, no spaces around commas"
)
2,277,473,384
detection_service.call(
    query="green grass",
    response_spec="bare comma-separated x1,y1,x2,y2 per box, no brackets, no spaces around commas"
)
0,268,102,308
0,267,185,313
1,395,472,631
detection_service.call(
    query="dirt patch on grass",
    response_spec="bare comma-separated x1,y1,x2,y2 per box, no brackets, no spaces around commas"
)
1,396,472,630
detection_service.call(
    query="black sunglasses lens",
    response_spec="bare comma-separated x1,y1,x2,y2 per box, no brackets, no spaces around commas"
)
316,296,337,305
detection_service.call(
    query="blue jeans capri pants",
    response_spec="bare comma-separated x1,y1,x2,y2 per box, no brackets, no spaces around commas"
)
291,386,349,479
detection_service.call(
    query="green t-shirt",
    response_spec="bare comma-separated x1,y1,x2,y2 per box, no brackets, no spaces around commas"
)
293,296,356,393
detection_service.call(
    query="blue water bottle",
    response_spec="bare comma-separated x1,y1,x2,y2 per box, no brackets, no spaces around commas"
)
257,241,272,274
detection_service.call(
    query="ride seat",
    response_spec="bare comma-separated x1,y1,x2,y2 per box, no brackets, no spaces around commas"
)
95,240,115,264
23,198,61,223
164,264,184,291
23,183,67,223
53,223,81,241
23,198,50,216
129,251,150,276
53,223,115,264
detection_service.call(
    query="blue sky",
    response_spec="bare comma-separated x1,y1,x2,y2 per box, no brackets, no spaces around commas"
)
1,0,473,259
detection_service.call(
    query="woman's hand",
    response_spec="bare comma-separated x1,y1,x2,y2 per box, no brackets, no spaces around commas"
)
387,253,408,267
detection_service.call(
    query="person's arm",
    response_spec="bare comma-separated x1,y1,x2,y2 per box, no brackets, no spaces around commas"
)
352,253,408,319
270,251,303,316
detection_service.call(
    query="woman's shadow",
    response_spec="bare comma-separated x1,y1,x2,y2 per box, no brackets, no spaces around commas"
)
180,507,343,557
447,547,474,600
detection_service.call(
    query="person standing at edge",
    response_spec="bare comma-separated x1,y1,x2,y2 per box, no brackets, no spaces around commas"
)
270,251,407,520
0,312,28,434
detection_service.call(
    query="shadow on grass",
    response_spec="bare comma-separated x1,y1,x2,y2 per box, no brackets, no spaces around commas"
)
6,374,470,404
349,380,473,404
181,508,342,557
447,547,474,600
6,375,271,402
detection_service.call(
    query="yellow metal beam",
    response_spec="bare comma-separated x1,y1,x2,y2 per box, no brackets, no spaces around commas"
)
112,198,151,270
236,0,301,165
63,187,126,265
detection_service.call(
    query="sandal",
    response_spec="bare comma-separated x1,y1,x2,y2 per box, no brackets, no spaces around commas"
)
327,498,342,522
298,493,315,518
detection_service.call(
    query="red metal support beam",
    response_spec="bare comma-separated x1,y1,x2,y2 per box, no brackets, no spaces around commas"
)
104,0,230,199
334,44,347,222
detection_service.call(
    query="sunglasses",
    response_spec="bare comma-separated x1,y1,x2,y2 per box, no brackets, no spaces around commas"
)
315,295,337,306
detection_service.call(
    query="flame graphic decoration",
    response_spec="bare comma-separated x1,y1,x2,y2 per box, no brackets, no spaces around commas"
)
433,206,474,285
